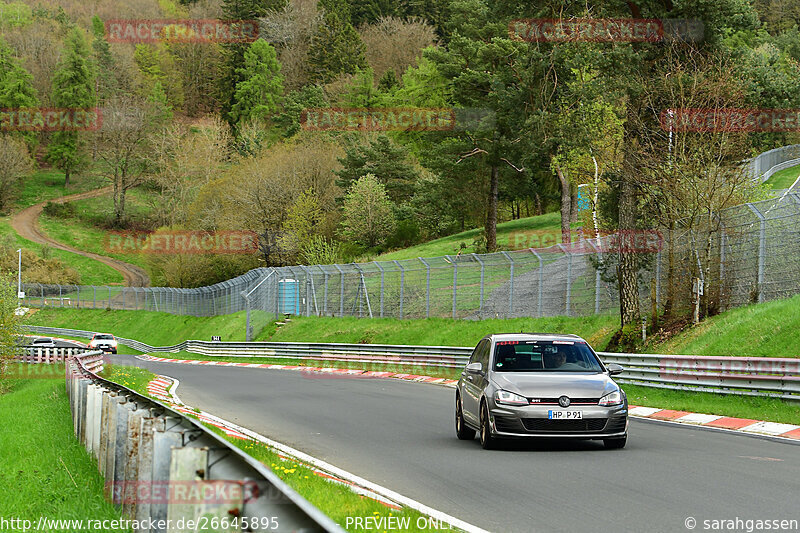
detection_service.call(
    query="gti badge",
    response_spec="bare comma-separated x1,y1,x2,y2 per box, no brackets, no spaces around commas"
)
558,395,571,408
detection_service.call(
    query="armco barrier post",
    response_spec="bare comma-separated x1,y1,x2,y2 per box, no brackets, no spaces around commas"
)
136,416,156,527
113,396,130,504
151,418,183,531
122,407,146,519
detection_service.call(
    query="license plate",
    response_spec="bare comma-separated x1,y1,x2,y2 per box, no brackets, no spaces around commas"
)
548,410,583,420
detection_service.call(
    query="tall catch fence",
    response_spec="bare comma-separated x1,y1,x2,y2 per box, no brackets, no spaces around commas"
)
18,152,800,339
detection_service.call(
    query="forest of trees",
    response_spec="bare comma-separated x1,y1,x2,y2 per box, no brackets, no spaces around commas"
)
2,0,800,325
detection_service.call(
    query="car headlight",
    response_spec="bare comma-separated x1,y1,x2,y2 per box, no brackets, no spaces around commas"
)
599,390,623,406
109,340,117,347
494,390,528,406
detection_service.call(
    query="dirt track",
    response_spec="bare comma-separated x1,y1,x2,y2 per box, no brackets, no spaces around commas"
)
10,187,151,287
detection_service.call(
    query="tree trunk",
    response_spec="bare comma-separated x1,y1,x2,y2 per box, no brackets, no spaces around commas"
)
664,222,675,317
569,184,578,225
618,176,640,326
485,165,499,252
64,168,70,187
113,175,122,224
535,193,542,216
555,162,571,244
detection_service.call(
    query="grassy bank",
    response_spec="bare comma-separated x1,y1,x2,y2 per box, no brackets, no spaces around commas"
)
763,163,800,189
25,308,276,345
650,293,800,358
377,211,562,260
0,372,129,529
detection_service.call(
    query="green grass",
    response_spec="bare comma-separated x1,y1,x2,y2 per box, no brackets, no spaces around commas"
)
378,212,563,260
25,308,277,345
24,308,617,349
12,169,106,210
622,384,800,425
100,364,157,393
269,315,618,349
0,218,124,285
0,373,129,529
38,215,152,274
651,293,800,357
763,163,800,189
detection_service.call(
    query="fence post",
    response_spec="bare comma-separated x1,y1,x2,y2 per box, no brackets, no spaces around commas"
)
39,283,44,307
393,260,404,319
531,250,543,317
77,285,81,308
59,284,63,307
419,258,430,318
472,254,485,317
557,244,572,316
373,261,385,318
587,241,602,314
746,203,766,303
107,286,111,309
322,267,329,316
445,255,457,319
333,264,344,317
501,251,514,317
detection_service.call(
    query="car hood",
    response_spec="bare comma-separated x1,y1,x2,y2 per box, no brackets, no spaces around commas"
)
491,372,618,398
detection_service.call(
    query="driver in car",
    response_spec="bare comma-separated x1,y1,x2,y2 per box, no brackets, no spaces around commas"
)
544,350,585,370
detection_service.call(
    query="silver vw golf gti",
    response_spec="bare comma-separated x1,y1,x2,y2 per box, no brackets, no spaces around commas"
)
455,333,628,449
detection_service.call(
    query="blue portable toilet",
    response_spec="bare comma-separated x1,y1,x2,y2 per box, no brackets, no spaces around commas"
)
278,279,300,315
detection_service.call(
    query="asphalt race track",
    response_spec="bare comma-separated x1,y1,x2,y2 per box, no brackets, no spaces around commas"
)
120,355,800,533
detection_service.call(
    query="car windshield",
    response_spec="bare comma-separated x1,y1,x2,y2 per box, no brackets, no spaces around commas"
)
95,334,114,340
492,340,604,373
34,338,52,343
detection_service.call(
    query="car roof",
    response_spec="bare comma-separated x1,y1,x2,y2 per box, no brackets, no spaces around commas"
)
482,332,586,343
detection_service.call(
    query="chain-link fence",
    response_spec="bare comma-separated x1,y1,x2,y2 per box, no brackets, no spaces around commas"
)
18,153,800,339
744,144,800,183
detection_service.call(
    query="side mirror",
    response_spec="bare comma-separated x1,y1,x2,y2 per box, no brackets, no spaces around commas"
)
465,362,483,374
606,363,624,376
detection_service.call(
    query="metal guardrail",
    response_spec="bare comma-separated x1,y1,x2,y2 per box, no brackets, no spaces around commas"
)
27,325,800,401
66,352,344,533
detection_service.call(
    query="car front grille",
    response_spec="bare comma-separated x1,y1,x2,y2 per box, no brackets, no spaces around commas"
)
521,418,608,433
528,397,600,405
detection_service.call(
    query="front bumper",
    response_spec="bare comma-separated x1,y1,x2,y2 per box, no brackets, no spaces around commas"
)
487,403,628,439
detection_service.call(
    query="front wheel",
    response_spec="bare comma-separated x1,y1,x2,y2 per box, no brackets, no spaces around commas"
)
455,396,476,440
480,403,499,450
604,436,627,449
